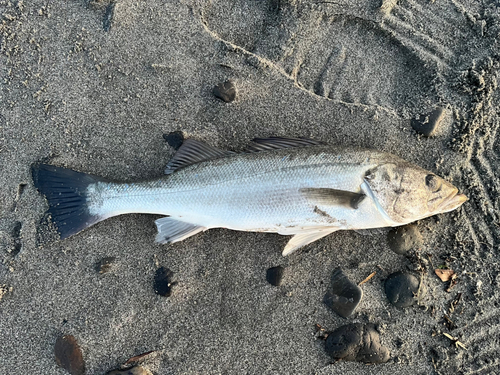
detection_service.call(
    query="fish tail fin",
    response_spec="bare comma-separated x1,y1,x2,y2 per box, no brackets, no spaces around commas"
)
32,164,106,239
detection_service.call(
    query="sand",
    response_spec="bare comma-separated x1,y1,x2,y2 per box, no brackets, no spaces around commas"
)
1,0,499,373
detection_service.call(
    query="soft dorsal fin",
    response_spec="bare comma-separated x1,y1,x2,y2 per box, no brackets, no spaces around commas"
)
246,136,326,153
300,188,365,209
165,139,234,174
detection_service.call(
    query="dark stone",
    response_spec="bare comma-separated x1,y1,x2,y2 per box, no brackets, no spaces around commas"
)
54,335,85,375
163,131,184,150
323,268,362,318
266,266,284,286
384,271,420,308
387,225,423,255
325,323,390,363
95,257,116,274
411,107,445,137
154,267,175,297
213,80,236,102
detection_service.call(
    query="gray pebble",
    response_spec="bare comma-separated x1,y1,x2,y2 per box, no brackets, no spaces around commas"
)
411,107,445,137
384,272,420,308
387,225,423,255
323,268,362,318
213,80,236,102
325,323,390,363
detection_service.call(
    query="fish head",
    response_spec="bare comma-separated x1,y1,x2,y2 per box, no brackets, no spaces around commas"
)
364,162,467,225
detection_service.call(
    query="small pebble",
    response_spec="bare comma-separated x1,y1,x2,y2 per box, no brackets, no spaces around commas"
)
213,80,236,102
387,225,423,255
54,335,85,375
163,131,184,150
107,366,153,375
323,268,362,318
325,323,390,363
266,266,284,286
154,267,175,297
411,107,445,137
95,257,116,274
384,271,420,308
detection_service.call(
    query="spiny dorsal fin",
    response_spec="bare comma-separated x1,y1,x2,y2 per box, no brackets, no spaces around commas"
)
165,139,234,174
246,136,326,153
300,188,365,209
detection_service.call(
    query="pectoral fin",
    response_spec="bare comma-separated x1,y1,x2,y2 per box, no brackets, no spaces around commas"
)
300,188,365,209
155,217,207,244
282,229,338,256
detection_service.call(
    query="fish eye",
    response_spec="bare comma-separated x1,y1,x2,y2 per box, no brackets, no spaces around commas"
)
425,174,441,192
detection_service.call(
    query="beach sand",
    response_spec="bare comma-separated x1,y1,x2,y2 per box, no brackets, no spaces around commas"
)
1,0,499,373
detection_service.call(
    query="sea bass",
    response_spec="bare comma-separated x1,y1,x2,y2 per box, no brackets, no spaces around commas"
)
32,137,467,256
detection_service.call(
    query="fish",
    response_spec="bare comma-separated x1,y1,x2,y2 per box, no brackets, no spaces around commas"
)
32,137,467,256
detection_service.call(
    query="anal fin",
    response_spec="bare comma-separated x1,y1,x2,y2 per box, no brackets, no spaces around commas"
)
282,229,338,256
155,217,207,244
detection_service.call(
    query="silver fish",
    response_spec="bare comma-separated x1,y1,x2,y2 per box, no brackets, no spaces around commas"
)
32,137,467,255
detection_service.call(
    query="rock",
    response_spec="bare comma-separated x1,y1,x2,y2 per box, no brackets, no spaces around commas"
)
54,335,85,375
266,266,284,286
325,323,390,363
387,225,423,255
384,271,420,308
95,257,116,274
323,268,362,318
213,80,236,102
163,131,184,150
411,107,445,137
154,267,175,297
107,366,153,375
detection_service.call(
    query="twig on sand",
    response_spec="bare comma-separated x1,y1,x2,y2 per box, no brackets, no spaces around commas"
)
358,271,377,286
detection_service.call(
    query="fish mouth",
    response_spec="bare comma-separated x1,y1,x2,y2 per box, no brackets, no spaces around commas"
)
437,190,468,213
